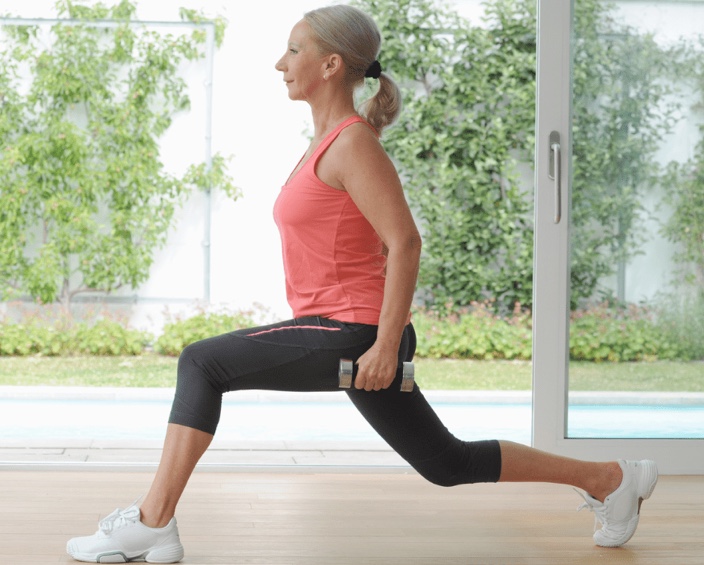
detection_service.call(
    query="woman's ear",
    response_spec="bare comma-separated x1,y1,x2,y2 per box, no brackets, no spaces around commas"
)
323,53,344,79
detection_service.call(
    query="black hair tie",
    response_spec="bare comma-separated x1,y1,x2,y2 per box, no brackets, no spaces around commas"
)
365,60,382,79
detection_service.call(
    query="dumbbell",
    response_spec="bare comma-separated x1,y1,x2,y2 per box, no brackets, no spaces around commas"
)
338,359,415,392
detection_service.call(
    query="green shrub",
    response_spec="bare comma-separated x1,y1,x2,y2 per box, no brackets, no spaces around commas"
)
73,319,150,356
0,318,149,356
1,304,259,357
413,301,681,362
155,310,255,356
0,322,69,356
1,300,688,361
413,303,533,360
569,303,678,362
653,291,704,361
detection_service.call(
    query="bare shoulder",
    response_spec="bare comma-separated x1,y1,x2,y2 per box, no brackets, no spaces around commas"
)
333,122,402,195
318,121,392,190
329,121,392,169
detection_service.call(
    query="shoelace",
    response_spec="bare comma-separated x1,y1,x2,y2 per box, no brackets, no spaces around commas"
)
574,488,604,533
98,497,143,535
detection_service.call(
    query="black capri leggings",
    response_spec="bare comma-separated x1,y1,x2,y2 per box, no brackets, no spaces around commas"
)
169,316,502,486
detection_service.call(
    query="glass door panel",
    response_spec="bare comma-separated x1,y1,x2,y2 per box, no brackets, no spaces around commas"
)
567,1,704,441
532,0,704,473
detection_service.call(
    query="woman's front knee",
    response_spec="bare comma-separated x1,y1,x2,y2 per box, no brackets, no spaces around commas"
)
177,341,202,372
176,339,224,392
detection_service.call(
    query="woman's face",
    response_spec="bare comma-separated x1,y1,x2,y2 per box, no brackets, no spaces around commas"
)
275,20,328,101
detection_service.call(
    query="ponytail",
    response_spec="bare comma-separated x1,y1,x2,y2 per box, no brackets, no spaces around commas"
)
359,72,402,135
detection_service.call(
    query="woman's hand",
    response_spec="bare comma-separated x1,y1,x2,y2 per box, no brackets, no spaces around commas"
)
353,342,398,391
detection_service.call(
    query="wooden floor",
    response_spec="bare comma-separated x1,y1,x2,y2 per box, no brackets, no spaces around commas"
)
1,470,702,565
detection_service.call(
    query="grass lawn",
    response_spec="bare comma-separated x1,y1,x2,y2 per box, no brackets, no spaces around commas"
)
0,354,702,391
0,355,179,388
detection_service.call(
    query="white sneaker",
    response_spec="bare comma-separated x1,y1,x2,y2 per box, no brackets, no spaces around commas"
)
577,459,658,547
66,504,184,563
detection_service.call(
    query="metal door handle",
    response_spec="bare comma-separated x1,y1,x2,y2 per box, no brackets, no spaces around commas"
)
548,131,561,224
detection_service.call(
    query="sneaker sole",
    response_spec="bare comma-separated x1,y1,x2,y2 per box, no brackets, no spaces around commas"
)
68,543,184,563
144,543,185,563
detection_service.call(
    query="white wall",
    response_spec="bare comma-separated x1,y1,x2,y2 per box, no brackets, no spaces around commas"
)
133,0,334,326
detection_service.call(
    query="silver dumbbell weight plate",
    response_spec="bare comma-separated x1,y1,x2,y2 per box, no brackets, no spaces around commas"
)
339,359,354,389
400,361,414,392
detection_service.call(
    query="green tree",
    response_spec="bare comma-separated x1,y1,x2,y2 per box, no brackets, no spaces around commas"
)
355,0,536,314
0,0,238,311
570,0,680,306
662,37,704,292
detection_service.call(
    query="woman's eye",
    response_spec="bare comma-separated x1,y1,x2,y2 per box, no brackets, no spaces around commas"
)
289,49,298,54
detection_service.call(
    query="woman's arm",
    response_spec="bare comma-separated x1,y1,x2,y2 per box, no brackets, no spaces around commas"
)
330,123,422,391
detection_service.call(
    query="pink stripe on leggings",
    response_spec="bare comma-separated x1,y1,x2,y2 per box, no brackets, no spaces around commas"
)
247,325,342,337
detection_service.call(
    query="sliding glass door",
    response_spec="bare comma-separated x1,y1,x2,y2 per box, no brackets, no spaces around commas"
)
533,0,704,473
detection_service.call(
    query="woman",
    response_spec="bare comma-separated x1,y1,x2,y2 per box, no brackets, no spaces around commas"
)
67,5,657,562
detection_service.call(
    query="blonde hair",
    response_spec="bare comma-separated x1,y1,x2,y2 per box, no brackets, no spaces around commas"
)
304,5,401,134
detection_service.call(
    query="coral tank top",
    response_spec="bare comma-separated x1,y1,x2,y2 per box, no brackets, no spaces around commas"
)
273,116,386,324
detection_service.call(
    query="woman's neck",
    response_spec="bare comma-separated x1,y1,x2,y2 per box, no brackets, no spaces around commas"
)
309,93,358,142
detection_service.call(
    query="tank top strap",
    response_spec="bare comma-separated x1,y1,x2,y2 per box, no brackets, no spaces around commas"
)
308,115,377,165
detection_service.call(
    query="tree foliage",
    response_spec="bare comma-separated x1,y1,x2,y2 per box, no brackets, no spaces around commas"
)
355,0,535,314
355,0,689,313
0,0,238,310
570,0,680,306
662,36,704,292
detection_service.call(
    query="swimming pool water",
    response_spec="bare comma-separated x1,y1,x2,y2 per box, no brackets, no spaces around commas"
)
2,397,702,443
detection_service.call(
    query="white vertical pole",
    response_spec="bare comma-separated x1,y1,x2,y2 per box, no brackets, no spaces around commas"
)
203,23,215,304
